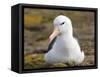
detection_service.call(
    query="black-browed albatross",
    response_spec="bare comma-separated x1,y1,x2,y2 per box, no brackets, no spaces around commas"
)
45,15,85,65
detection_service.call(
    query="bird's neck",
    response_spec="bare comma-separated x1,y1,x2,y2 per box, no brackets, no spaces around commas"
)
62,31,73,38
63,25,73,37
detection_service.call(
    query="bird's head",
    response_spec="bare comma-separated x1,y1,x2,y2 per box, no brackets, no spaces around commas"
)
49,15,73,43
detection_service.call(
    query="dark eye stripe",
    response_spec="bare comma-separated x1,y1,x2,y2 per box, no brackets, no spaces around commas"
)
60,22,65,25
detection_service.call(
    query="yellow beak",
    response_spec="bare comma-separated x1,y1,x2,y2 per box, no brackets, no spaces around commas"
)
49,27,60,43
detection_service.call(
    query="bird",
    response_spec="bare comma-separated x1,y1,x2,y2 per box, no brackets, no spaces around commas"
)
44,15,85,65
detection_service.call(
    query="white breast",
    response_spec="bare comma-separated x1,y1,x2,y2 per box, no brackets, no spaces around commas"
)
45,35,84,64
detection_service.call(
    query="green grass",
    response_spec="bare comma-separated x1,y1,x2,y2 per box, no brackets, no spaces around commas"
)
24,54,68,69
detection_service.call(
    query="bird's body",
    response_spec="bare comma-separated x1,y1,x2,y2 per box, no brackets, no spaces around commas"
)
44,15,85,64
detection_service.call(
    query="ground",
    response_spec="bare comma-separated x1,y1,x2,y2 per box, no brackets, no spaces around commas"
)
24,8,95,69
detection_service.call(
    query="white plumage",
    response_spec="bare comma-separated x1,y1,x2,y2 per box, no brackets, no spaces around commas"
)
44,15,85,64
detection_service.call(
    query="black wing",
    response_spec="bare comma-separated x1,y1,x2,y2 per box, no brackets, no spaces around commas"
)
47,37,57,52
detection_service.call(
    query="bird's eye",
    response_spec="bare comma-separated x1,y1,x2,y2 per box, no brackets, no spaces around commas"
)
60,22,65,25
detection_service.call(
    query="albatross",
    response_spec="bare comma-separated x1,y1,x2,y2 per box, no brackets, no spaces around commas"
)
44,15,85,65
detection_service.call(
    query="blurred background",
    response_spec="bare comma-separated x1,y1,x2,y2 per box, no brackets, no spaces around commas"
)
24,8,95,69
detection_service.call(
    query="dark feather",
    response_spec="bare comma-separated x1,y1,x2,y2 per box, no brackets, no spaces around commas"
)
47,37,57,51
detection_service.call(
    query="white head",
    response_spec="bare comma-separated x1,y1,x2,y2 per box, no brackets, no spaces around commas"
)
49,15,73,43
53,15,72,34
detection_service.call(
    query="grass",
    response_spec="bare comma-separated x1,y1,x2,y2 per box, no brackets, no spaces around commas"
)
24,54,68,69
24,15,43,27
